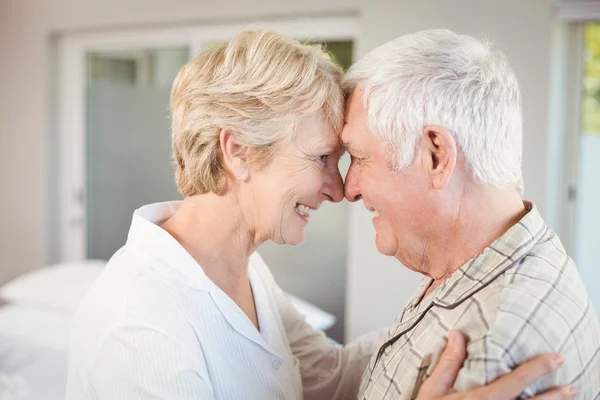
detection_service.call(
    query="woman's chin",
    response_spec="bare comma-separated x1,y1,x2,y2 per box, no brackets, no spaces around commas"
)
285,234,305,246
270,228,305,246
282,229,306,246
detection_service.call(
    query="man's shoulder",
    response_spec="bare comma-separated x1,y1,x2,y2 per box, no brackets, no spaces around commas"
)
451,235,600,395
455,231,598,360
497,234,591,329
471,236,599,382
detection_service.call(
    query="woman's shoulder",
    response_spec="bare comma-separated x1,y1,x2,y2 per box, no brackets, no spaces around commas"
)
80,247,208,332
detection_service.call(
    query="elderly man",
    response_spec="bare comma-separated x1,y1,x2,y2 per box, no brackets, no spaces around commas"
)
341,29,600,399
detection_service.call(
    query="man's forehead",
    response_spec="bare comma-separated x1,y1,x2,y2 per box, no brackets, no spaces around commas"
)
340,122,355,150
341,140,351,150
344,90,367,127
345,85,364,109
341,139,360,155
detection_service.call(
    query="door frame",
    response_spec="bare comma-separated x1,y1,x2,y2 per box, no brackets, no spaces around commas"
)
548,22,585,255
57,16,360,261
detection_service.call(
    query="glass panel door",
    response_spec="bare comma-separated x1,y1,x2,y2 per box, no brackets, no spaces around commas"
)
85,47,189,260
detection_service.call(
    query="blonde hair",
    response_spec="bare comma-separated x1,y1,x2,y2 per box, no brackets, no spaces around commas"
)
170,29,344,196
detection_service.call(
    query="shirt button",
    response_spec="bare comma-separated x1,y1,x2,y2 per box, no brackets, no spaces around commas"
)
272,359,282,370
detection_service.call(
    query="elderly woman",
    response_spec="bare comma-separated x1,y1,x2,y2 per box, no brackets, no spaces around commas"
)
66,30,567,400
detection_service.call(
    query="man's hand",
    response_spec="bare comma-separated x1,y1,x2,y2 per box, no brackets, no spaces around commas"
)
416,331,577,400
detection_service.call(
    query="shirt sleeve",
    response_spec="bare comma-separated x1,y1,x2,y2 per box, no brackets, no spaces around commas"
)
84,325,214,400
452,277,600,399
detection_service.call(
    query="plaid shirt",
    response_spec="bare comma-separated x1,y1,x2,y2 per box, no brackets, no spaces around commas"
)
359,202,600,400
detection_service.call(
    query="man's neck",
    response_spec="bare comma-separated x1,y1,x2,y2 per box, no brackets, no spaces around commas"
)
420,185,527,297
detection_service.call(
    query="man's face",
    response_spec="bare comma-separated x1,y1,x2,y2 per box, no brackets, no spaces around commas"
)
342,87,436,269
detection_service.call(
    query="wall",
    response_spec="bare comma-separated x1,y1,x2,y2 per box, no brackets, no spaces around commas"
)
0,0,557,341
260,198,350,342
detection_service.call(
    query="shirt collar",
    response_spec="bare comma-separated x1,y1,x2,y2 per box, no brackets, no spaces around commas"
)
124,202,283,357
124,201,211,291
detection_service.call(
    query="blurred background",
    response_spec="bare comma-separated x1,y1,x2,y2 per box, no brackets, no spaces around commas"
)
0,1,599,397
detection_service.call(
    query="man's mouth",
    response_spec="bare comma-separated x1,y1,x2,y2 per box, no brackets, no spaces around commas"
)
366,205,380,217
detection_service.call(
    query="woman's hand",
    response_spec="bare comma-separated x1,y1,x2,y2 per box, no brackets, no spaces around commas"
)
416,331,576,400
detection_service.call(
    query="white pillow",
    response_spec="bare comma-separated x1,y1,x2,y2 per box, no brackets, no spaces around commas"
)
287,294,336,331
1,260,338,331
0,260,106,313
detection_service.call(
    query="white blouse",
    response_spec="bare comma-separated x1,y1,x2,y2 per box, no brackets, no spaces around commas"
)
66,202,384,400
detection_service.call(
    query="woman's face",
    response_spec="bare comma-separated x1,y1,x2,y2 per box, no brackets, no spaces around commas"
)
246,111,344,245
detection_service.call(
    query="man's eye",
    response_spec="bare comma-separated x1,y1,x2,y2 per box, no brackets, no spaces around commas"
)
316,154,330,163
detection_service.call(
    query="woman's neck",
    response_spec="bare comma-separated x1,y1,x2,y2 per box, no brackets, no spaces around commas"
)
159,193,262,303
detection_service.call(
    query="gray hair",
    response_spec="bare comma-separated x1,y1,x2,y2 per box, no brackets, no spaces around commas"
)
343,29,523,191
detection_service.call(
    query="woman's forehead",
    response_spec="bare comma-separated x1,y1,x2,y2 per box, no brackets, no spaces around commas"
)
294,112,341,149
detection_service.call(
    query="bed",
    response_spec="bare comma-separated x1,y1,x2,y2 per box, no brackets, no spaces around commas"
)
0,261,336,399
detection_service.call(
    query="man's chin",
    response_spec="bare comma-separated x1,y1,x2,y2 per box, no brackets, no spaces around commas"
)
375,234,397,257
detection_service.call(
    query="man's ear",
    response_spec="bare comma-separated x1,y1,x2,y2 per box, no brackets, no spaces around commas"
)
220,129,249,181
421,125,457,189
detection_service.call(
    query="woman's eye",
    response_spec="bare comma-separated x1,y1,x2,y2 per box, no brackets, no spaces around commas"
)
316,154,330,163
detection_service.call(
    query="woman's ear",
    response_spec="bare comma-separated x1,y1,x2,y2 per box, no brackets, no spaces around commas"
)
220,129,249,181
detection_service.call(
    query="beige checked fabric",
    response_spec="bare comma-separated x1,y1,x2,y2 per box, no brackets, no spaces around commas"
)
359,202,600,400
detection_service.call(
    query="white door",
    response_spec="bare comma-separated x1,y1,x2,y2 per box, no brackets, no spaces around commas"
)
58,27,197,261
572,22,600,312
85,48,189,260
555,22,600,315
